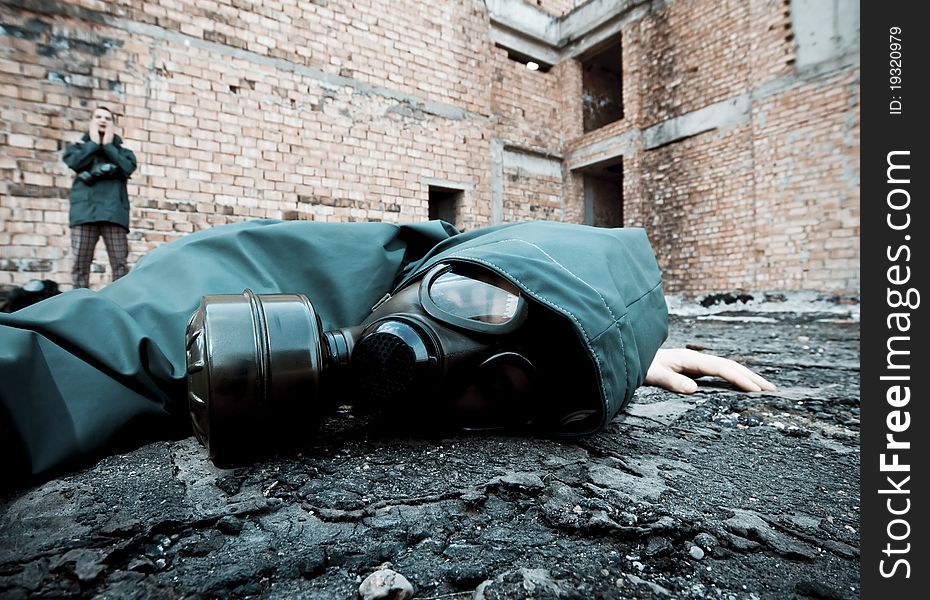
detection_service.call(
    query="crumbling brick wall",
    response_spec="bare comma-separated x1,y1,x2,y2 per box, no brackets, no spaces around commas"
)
0,0,858,295
564,0,859,295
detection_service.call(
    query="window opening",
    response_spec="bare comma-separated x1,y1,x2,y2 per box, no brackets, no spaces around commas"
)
495,44,552,73
581,39,623,132
428,186,464,228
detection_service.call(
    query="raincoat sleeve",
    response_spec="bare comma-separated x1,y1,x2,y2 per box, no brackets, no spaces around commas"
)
102,143,137,178
62,141,99,172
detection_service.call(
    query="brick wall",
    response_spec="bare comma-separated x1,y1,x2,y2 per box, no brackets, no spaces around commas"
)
491,47,561,152
0,0,859,295
749,69,860,292
633,125,758,291
563,0,858,295
502,163,562,223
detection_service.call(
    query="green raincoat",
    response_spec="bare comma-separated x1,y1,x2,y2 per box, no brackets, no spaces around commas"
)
62,133,137,230
0,220,667,479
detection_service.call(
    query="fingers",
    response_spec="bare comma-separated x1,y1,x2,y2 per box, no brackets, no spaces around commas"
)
714,356,775,392
714,363,766,392
644,356,699,393
734,363,775,391
655,367,699,394
647,348,775,394
674,349,775,392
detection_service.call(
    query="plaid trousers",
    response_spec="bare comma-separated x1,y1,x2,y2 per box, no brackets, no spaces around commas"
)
70,222,129,289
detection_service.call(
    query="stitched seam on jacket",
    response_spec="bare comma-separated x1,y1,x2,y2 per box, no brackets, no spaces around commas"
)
589,279,663,343
588,280,662,408
626,279,664,311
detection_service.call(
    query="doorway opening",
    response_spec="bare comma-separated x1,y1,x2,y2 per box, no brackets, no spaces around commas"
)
582,158,623,228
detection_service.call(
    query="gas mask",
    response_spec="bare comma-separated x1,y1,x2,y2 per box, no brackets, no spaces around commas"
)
186,262,545,467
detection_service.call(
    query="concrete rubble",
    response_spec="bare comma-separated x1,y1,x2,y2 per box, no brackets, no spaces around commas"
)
0,309,859,599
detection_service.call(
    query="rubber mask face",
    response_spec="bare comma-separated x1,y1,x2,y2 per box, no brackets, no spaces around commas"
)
350,262,535,428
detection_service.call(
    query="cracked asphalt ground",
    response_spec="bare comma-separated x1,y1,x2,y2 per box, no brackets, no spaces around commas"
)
0,311,859,599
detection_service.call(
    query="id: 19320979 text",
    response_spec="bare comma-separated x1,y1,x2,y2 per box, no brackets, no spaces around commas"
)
889,26,903,115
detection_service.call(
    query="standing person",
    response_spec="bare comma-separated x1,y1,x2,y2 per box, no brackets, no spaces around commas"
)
62,106,137,289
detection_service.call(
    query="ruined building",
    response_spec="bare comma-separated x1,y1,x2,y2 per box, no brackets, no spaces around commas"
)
0,0,859,294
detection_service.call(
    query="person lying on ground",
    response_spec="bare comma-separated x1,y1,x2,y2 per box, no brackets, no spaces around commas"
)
0,219,775,479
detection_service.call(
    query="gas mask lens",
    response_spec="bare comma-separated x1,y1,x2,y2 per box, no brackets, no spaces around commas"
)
419,263,528,335
427,271,521,325
454,351,536,430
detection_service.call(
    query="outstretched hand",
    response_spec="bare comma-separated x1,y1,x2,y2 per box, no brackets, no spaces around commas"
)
645,348,775,394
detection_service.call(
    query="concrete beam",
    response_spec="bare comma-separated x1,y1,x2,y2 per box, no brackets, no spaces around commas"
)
485,0,645,65
559,15,624,60
502,147,563,178
559,0,647,54
564,54,856,169
489,27,561,66
122,20,483,122
566,94,752,168
486,0,859,71
642,94,750,149
422,177,474,191
566,129,639,170
560,0,635,42
484,0,559,45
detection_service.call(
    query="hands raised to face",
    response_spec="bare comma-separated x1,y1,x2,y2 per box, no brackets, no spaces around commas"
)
89,108,115,145
101,121,115,145
87,118,101,144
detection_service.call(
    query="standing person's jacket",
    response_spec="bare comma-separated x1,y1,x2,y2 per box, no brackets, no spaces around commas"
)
62,133,137,230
